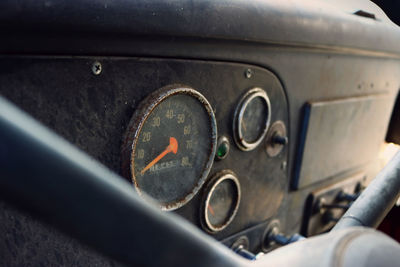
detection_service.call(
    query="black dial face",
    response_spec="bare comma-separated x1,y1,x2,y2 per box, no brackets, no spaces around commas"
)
234,88,271,151
203,173,240,232
128,88,217,210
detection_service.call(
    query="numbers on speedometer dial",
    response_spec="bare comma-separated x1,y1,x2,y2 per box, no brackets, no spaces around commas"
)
122,85,217,211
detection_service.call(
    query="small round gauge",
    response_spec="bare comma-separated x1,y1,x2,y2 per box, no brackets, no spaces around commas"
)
233,88,271,151
201,171,241,232
122,85,217,211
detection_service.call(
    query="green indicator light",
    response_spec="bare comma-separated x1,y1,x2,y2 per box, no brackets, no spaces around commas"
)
218,143,228,158
216,137,230,160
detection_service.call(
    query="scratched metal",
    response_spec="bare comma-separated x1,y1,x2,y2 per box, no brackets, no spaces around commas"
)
0,57,289,242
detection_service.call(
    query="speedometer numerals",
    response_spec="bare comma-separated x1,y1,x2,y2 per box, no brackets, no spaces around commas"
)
177,113,185,124
184,125,191,135
165,109,174,119
152,116,160,127
122,85,217,211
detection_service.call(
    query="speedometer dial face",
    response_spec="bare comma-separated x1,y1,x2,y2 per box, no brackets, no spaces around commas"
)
122,85,217,211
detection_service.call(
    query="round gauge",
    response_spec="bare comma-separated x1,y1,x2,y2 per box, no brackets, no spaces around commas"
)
233,88,271,151
122,85,217,211
201,171,241,232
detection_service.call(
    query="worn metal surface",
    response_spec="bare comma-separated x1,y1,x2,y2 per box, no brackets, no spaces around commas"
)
121,85,217,211
0,2,399,211
0,1,399,265
1,0,400,56
294,95,394,189
0,53,398,265
0,95,245,267
2,86,399,266
265,121,287,158
301,173,365,236
0,57,288,242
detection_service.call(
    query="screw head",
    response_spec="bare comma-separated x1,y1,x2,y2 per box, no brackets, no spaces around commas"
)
245,68,253,79
92,61,102,75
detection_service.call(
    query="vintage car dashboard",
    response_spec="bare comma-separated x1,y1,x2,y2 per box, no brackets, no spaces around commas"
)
1,0,400,266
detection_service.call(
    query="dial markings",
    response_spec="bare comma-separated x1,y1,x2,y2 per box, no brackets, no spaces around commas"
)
125,87,217,210
141,137,178,175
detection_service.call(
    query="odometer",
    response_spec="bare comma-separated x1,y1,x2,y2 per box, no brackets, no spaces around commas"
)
122,85,217,210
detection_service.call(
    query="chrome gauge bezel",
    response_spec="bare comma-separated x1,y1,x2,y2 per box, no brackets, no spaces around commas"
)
233,88,272,151
121,84,217,211
201,171,241,233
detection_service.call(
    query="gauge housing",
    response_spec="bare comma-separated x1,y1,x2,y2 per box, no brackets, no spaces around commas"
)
122,85,217,211
233,88,272,151
201,171,241,233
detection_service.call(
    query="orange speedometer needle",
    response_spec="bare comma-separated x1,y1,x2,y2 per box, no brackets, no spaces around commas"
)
140,137,178,175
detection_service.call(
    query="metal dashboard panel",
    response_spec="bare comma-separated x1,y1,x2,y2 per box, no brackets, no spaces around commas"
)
294,94,393,189
0,57,289,240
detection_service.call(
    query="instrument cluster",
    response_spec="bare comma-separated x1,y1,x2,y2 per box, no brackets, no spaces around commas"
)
120,69,288,236
0,57,289,240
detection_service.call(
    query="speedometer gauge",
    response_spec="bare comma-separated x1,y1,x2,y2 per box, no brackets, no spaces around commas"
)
122,85,217,211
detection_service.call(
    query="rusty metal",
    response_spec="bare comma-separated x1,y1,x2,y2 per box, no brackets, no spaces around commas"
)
200,170,241,233
265,121,287,157
121,84,217,211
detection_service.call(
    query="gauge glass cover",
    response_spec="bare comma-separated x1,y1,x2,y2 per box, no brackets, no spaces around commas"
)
234,88,271,151
122,86,217,210
203,172,241,232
